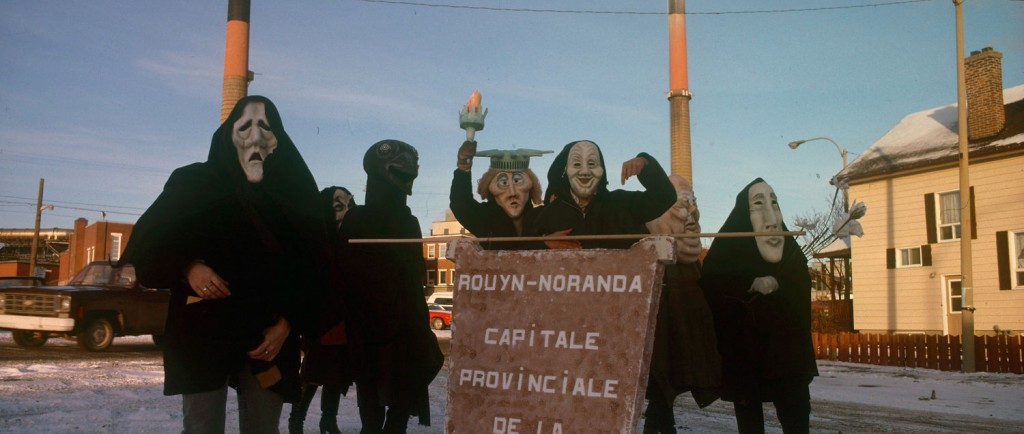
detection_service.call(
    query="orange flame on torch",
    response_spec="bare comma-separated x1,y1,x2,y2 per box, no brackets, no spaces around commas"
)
465,90,481,113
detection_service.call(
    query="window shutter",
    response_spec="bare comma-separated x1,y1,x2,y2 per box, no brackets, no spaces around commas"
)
969,186,977,239
886,248,896,269
997,231,1011,290
924,193,937,244
921,244,932,266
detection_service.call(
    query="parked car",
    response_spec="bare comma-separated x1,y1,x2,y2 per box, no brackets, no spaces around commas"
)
0,261,169,351
427,303,452,330
426,293,453,309
0,276,46,289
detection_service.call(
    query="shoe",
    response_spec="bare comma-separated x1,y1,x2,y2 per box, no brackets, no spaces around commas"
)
319,416,341,434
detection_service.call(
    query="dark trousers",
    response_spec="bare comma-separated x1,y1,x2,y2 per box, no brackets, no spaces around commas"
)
356,381,410,434
732,380,810,434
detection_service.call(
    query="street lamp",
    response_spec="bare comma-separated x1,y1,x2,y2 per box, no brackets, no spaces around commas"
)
788,136,849,210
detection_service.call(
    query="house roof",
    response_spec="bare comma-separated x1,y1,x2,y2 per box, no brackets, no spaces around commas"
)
839,84,1024,183
813,236,851,259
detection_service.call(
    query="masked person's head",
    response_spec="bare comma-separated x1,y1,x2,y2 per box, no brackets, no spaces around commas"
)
748,180,785,263
321,186,355,231
232,100,279,183
565,140,604,203
646,174,702,263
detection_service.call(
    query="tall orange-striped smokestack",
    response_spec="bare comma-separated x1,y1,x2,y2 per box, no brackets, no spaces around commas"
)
667,0,693,183
220,0,251,123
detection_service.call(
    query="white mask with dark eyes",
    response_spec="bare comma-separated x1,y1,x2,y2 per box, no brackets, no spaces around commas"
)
232,102,278,183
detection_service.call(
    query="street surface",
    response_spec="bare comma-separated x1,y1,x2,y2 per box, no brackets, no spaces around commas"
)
1,331,1020,433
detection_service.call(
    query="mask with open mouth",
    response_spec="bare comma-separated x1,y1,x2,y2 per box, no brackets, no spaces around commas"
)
565,141,604,202
232,101,278,183
364,140,419,196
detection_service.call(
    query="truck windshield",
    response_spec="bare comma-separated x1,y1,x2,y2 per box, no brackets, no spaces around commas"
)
69,263,137,288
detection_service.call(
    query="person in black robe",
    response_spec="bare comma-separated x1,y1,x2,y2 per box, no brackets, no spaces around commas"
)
699,178,818,434
531,139,676,249
121,95,329,433
339,140,443,433
450,139,549,250
642,174,721,433
289,186,357,434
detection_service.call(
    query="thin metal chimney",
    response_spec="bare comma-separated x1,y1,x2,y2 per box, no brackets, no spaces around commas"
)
220,0,251,123
667,0,693,184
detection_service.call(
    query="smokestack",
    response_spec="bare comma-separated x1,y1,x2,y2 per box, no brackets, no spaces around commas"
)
221,0,251,123
667,0,693,184
965,47,1005,141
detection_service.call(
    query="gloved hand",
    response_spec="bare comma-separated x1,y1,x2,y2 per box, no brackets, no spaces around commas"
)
457,140,477,172
749,276,779,296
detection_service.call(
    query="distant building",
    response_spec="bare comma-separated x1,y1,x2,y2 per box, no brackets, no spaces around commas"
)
840,47,1023,336
0,228,70,283
58,218,135,284
423,209,469,298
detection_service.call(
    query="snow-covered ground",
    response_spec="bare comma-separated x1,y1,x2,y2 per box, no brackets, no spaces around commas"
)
1,331,1021,433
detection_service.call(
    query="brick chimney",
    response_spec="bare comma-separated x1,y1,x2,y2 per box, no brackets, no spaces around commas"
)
965,47,1004,140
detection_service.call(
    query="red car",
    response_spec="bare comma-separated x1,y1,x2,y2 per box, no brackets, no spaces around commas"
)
427,303,451,330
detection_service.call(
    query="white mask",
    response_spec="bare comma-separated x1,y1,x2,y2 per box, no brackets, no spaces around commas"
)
748,181,784,263
332,189,353,228
565,141,603,201
232,102,278,183
646,175,701,264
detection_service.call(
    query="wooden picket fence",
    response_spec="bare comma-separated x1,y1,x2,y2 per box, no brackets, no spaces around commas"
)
812,332,1023,374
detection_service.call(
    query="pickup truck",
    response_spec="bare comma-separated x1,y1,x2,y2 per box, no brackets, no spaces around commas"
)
0,261,169,351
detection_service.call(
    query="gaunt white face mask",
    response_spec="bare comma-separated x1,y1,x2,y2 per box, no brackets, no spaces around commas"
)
232,102,278,183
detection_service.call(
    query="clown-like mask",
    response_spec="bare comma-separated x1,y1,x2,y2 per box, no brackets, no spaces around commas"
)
748,181,784,263
233,101,278,183
646,175,701,264
565,141,603,201
332,189,353,228
489,171,532,220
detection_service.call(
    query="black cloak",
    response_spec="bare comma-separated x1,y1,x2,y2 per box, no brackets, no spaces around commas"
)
531,140,675,249
121,95,329,401
339,140,442,426
699,177,818,402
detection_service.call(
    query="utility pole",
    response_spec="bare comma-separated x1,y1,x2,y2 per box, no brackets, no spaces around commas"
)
953,0,975,372
29,178,44,277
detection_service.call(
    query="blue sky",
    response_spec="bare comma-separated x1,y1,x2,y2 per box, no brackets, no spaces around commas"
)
1,1,1021,242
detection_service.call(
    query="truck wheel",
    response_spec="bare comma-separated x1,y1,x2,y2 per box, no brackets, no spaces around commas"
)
431,317,445,330
77,318,114,351
12,331,48,347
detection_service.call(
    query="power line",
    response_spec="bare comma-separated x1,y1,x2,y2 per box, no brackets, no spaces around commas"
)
355,0,935,15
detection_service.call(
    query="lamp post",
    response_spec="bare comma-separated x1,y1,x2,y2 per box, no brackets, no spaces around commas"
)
788,136,849,211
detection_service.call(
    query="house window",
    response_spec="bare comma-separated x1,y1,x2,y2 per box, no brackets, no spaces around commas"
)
427,244,435,259
444,228,450,235
897,246,922,268
439,270,448,285
947,278,963,313
937,191,961,241
427,269,436,286
438,243,448,259
110,233,122,261
86,246,95,263
1013,231,1024,288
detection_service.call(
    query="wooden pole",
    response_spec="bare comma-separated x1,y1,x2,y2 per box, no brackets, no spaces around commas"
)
350,231,805,244
29,178,44,276
954,0,975,373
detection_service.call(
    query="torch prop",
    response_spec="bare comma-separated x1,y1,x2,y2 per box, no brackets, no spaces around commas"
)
459,89,487,142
